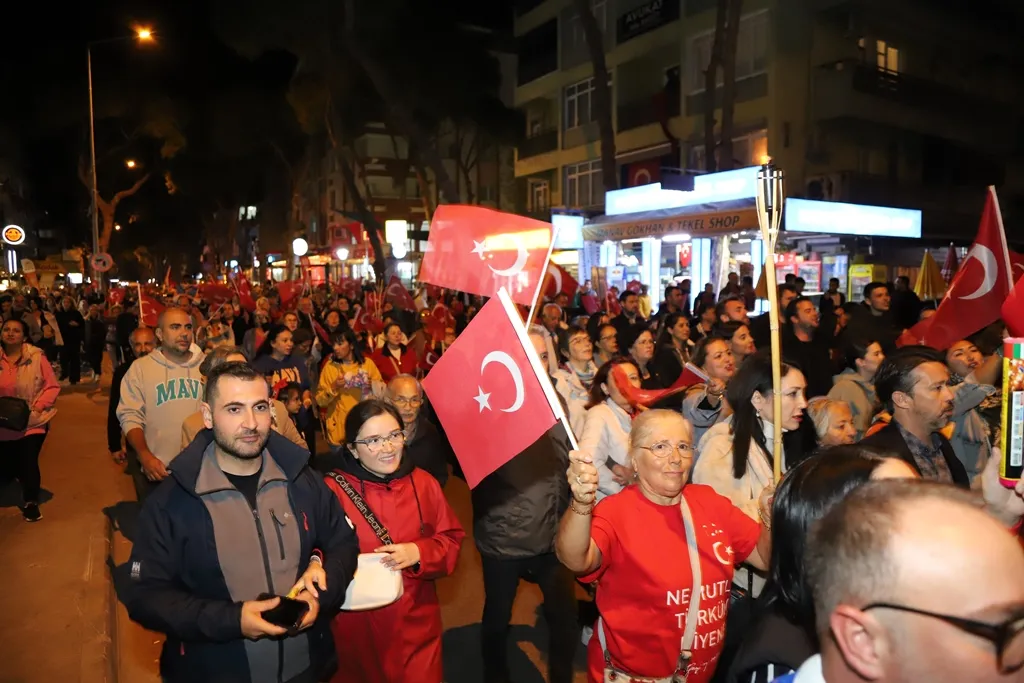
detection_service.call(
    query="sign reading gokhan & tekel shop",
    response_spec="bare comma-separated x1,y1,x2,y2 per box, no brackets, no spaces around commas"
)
582,208,759,242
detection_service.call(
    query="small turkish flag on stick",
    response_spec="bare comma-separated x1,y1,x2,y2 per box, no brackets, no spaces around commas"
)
423,287,577,488
542,261,578,300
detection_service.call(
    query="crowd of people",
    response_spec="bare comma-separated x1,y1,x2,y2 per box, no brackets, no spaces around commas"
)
1,270,1022,683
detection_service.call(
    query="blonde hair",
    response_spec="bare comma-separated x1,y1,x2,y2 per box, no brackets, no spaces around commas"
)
807,397,849,440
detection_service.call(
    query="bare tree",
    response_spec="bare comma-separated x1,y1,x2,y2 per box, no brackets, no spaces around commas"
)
571,0,617,193
78,161,151,254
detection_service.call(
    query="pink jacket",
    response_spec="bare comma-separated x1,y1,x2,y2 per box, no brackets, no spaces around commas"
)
0,344,60,440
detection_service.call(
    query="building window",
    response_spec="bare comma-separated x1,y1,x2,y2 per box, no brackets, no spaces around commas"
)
564,77,595,130
688,129,768,170
528,179,550,212
687,11,769,94
876,39,899,72
567,0,607,54
565,160,602,208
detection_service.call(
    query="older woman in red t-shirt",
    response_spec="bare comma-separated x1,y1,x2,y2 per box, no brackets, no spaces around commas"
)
556,409,771,683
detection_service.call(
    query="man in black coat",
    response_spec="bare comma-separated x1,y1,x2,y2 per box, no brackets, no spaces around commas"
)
385,374,452,487
54,295,85,384
861,346,969,486
108,327,156,471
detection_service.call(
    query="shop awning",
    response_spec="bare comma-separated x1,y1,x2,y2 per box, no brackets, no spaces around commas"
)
582,198,758,242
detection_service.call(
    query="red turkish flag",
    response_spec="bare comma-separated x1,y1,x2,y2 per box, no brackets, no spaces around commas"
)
108,287,125,306
234,273,257,312
277,281,305,308
425,303,455,341
138,290,165,328
351,306,383,335
1010,249,1024,284
422,290,560,488
604,291,622,315
1003,273,1024,336
542,262,578,300
199,283,233,307
896,317,934,348
920,187,1012,350
385,276,417,311
420,205,553,306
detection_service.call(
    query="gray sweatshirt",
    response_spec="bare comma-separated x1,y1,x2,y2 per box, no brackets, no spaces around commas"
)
117,346,206,465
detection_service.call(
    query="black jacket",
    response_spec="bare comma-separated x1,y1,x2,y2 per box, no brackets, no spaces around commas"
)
471,421,572,560
781,328,835,399
860,421,969,487
125,431,360,683
107,360,133,452
404,415,453,488
720,606,809,683
845,305,902,355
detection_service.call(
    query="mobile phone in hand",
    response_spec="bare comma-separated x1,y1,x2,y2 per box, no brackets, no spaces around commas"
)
257,593,309,629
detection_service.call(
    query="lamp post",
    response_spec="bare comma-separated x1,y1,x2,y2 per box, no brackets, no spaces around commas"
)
755,161,786,483
86,27,154,291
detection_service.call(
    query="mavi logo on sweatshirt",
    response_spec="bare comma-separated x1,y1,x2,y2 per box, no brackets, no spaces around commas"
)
155,378,203,406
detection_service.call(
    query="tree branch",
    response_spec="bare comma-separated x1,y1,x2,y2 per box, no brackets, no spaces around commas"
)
111,172,152,207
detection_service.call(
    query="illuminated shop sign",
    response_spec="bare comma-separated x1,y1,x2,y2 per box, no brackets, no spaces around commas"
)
785,198,922,238
605,166,759,216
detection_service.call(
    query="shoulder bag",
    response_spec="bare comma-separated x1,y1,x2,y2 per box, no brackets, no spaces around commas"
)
596,494,702,682
0,396,31,432
328,472,404,611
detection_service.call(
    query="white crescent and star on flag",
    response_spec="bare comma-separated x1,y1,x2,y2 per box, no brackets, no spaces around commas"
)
471,236,529,277
957,244,998,301
547,263,561,295
474,351,525,414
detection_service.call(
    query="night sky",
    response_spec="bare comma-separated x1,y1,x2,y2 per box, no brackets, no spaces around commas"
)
1,0,515,261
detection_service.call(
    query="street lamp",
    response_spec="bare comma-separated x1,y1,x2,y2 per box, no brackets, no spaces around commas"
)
125,159,137,169
114,223,122,231
87,26,154,292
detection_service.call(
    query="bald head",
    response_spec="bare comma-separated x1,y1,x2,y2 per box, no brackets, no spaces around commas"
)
156,307,194,356
130,326,156,359
807,479,1024,682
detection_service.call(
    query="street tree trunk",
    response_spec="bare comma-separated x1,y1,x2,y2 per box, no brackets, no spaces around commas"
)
703,0,729,173
572,0,617,193
325,102,388,281
718,0,744,171
341,0,460,204
79,163,151,254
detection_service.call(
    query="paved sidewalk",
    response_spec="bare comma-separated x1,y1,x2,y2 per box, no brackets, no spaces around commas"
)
0,391,135,683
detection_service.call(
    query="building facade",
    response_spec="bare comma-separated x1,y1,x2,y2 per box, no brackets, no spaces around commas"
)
514,0,1024,239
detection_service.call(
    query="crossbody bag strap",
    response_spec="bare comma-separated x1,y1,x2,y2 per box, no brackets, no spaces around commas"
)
328,472,393,545
677,494,702,677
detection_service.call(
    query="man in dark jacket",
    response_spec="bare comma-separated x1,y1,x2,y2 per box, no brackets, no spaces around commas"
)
125,361,359,683
54,295,85,384
861,346,969,486
108,327,156,466
472,331,578,683
844,281,902,354
386,374,452,486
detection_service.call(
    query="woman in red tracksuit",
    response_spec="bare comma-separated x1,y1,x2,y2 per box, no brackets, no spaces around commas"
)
325,399,464,683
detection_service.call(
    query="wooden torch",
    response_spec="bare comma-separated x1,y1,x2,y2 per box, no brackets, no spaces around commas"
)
755,162,786,483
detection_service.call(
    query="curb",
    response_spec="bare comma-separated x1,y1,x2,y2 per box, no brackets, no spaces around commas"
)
106,515,120,683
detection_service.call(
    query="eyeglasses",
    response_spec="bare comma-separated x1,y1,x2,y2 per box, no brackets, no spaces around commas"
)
352,430,406,453
863,603,1024,673
389,396,422,407
637,441,695,459
600,334,617,342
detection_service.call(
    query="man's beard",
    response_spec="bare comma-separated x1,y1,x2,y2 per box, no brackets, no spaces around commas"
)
213,425,270,461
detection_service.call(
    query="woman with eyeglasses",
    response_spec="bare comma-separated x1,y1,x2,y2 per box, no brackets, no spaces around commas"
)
620,324,662,389
557,409,771,683
589,319,619,368
317,329,383,447
324,399,465,683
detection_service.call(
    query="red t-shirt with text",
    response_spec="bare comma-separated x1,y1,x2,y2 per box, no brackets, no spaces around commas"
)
580,484,760,682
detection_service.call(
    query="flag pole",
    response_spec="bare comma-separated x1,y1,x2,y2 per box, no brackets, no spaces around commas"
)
526,221,561,327
755,162,786,483
498,286,579,451
136,282,145,329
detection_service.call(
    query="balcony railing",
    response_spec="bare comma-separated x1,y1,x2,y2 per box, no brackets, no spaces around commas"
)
617,94,680,132
517,128,559,159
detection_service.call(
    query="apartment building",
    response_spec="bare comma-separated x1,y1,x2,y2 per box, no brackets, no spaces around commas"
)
514,0,1024,238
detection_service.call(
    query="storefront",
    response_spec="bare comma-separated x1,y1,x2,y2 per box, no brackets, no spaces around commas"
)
581,166,923,311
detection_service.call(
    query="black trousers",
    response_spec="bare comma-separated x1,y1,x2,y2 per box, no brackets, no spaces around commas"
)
86,343,104,378
2,432,47,503
480,552,579,683
125,447,162,502
60,343,81,384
